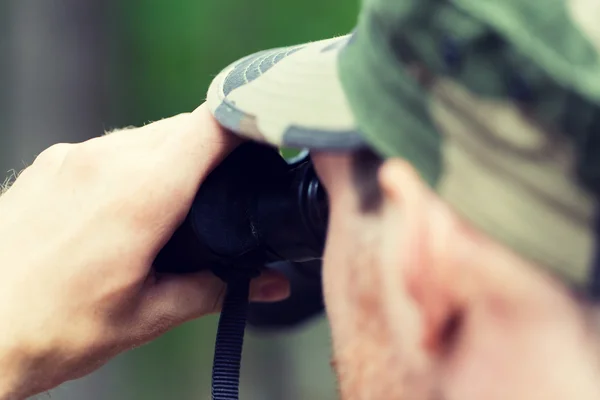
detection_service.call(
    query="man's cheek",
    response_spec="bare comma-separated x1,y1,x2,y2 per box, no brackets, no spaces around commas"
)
322,250,351,328
322,237,382,340
321,238,361,347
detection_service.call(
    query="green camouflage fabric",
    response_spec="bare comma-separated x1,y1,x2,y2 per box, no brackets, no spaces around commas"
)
206,0,600,295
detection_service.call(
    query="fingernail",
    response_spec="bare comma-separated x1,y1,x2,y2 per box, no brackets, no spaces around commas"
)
258,282,289,301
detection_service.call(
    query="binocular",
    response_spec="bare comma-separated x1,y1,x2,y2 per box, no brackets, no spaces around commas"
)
153,142,328,329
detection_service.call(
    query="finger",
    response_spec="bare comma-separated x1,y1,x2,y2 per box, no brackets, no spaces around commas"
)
32,142,75,170
159,103,243,184
118,103,241,168
248,269,291,303
103,113,190,139
109,104,242,208
132,270,290,340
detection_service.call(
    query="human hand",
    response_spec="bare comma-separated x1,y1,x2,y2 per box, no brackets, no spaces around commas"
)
0,104,290,400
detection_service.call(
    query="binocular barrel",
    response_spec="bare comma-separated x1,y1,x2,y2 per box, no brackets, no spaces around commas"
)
153,142,329,281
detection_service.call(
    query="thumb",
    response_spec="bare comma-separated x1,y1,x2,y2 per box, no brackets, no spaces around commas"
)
132,270,290,341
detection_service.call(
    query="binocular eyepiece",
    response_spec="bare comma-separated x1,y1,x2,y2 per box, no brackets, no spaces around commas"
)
154,142,328,328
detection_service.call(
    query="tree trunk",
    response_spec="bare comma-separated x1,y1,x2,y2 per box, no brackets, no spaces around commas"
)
3,1,120,399
3,0,108,171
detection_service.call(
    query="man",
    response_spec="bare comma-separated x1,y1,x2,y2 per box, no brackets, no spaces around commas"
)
1,0,600,399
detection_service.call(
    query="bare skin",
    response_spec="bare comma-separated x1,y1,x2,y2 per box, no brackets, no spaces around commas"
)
0,104,289,400
2,106,599,400
311,152,600,400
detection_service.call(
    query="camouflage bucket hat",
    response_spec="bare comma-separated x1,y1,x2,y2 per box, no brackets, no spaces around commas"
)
206,35,363,150
206,0,600,297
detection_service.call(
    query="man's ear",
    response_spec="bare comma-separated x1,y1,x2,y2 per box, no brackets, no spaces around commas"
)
377,159,466,358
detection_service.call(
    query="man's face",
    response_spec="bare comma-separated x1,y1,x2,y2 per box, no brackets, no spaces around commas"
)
311,151,600,400
311,151,435,399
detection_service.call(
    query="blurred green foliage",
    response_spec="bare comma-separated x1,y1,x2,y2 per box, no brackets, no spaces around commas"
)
110,1,358,398
113,0,358,126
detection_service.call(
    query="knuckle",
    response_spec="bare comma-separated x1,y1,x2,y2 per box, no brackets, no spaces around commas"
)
59,140,103,178
34,143,73,167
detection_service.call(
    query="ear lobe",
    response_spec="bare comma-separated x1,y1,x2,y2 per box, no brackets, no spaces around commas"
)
378,159,465,358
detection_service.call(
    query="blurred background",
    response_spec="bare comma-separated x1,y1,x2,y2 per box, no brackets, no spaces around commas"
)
0,1,359,399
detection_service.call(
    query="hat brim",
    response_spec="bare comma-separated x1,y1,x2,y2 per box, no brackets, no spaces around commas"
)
206,35,366,150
